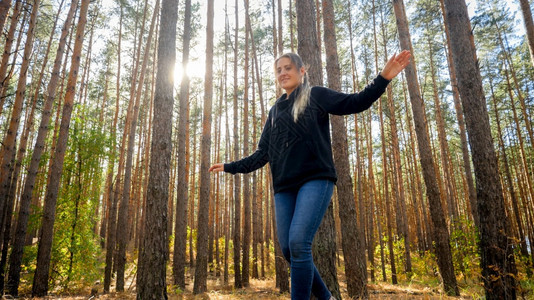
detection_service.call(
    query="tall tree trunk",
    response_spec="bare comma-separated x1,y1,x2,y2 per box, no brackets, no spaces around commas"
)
173,0,191,288
31,0,89,295
232,0,242,289
428,38,459,222
104,180,118,293
381,112,397,285
0,0,40,241
242,0,252,287
322,0,367,297
0,0,21,113
295,0,340,298
136,0,177,297
0,0,11,35
289,0,295,52
103,4,123,292
221,2,230,285
189,120,197,268
488,71,530,260
378,0,412,275
101,4,122,245
193,0,214,294
0,1,64,293
442,0,518,298
519,0,534,67
392,0,459,295
116,0,159,291
270,0,288,292
251,70,259,279
439,0,478,228
277,0,283,54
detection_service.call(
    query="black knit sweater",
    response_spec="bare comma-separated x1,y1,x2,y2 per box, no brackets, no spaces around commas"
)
224,74,390,193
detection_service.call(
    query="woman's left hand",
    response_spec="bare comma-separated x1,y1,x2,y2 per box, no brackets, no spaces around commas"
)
380,50,411,81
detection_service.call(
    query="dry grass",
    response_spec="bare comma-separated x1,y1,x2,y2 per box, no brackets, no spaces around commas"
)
15,277,479,299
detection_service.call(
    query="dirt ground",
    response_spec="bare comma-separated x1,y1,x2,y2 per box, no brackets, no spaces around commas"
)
15,277,475,299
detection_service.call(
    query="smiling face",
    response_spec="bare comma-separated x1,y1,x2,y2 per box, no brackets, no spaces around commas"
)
276,57,305,97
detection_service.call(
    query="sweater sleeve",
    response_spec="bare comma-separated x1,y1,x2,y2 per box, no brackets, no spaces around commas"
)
312,74,390,115
224,112,271,174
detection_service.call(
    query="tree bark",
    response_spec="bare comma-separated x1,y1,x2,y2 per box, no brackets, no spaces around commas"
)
0,1,64,293
103,4,122,293
392,0,459,295
439,0,478,228
519,0,534,67
232,0,242,289
442,0,518,298
136,0,178,297
296,0,340,298
193,0,214,294
0,0,11,35
322,0,367,297
173,0,191,288
0,0,21,112
0,0,40,242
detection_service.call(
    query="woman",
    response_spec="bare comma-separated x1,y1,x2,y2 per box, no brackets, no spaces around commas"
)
209,50,411,300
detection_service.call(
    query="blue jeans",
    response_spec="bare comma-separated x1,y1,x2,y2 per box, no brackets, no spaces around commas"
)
274,179,334,300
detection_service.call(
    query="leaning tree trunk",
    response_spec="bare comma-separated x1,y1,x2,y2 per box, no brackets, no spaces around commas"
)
136,0,178,297
0,0,11,35
519,0,534,67
0,0,21,110
295,0,340,298
439,0,478,228
0,0,40,243
442,0,517,298
193,0,214,294
392,0,459,296
0,2,63,294
322,0,367,298
31,0,90,296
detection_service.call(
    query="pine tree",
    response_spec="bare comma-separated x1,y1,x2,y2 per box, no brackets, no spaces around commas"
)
392,0,459,295
193,0,214,293
136,0,178,297
442,0,518,297
322,0,367,297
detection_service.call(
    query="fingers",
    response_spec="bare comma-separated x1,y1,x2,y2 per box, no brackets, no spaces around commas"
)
397,50,411,65
209,163,224,173
388,52,397,64
393,50,411,69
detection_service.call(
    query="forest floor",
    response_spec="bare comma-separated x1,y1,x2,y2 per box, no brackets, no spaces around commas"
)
14,253,533,299
18,275,482,299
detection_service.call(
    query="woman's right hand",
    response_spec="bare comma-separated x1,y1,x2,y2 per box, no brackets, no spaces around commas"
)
209,163,225,173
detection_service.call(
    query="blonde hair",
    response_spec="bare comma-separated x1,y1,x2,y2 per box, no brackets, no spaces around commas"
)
275,53,311,122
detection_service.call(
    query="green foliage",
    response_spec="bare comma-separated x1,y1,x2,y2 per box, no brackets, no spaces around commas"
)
47,106,107,293
449,217,480,282
18,244,39,294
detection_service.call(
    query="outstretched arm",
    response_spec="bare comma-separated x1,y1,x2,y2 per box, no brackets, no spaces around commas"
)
209,109,272,174
380,50,411,81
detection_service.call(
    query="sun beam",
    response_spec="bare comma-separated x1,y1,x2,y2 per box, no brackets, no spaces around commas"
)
174,59,205,86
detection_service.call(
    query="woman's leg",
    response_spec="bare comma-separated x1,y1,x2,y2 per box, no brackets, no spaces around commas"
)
274,190,297,263
275,180,334,300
